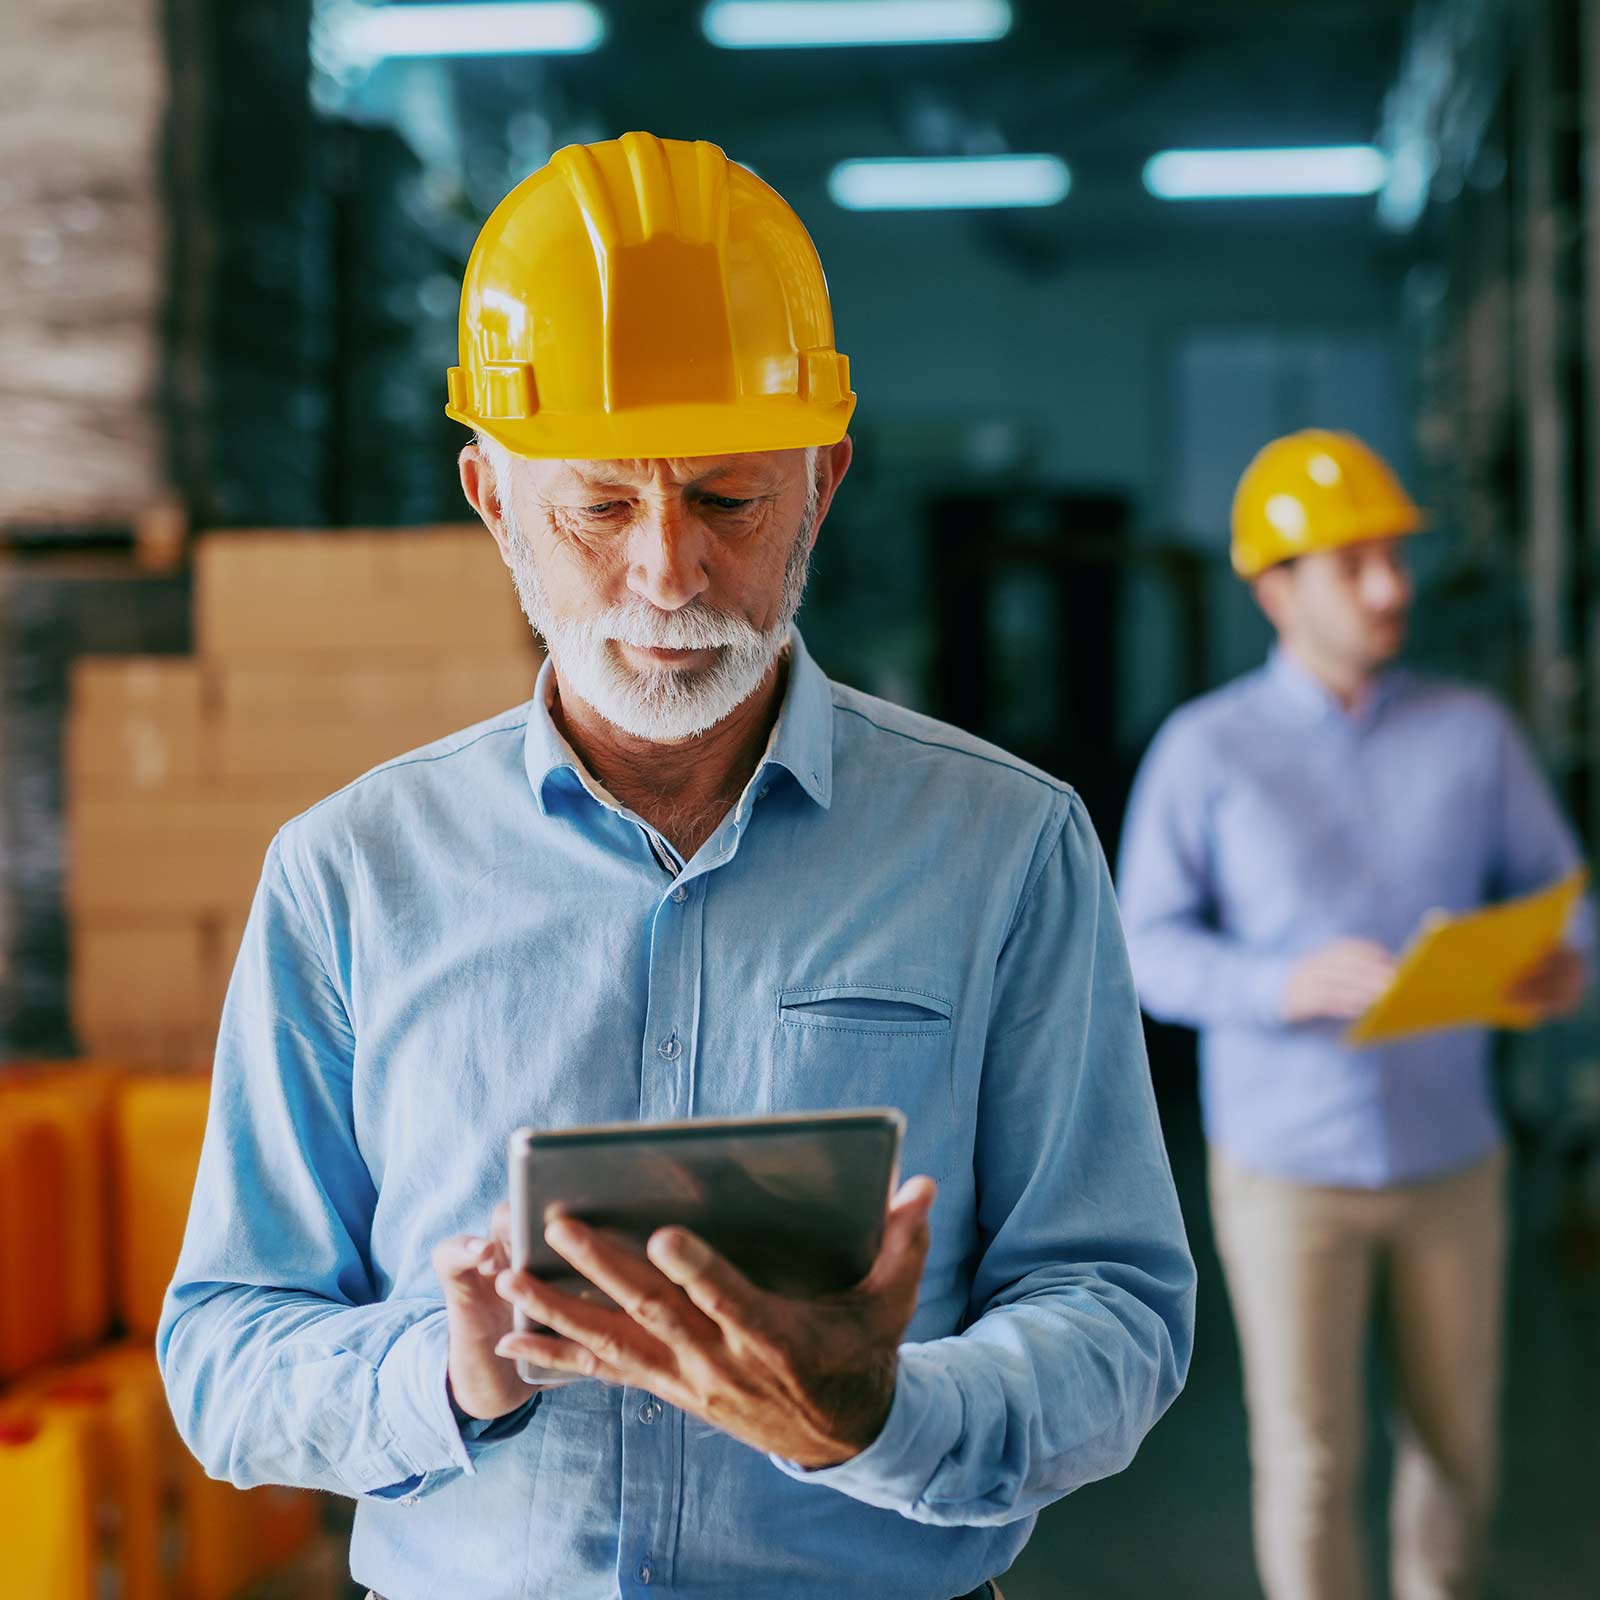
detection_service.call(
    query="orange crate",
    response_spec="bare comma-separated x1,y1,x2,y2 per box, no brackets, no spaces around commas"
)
111,1075,210,1337
0,1065,117,1378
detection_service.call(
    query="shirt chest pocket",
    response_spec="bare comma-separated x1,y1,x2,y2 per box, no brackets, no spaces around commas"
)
778,983,953,1038
769,983,956,1148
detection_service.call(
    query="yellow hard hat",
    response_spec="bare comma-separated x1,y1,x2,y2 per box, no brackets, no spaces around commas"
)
1230,429,1426,579
446,132,855,461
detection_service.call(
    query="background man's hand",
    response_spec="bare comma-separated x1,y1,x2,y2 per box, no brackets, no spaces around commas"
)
492,1175,937,1468
1504,944,1587,1020
1283,938,1397,1023
433,1201,539,1422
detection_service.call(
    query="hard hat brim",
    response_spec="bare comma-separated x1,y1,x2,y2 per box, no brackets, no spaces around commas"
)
450,395,856,463
1233,507,1430,579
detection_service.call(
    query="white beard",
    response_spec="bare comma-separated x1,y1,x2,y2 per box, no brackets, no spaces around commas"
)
501,490,816,744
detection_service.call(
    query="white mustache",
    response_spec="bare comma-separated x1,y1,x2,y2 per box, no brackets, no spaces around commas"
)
595,603,763,653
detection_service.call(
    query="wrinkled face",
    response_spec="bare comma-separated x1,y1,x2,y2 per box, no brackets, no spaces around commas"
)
1261,535,1413,676
469,443,826,742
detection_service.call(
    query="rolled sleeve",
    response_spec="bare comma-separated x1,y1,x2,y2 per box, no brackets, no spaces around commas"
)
770,1346,961,1510
375,1313,473,1488
1119,719,1294,1028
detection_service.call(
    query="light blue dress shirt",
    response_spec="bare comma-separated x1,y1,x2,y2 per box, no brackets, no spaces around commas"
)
1117,648,1591,1189
158,630,1194,1600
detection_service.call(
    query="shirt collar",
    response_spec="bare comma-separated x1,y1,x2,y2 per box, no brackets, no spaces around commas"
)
524,625,834,817
1265,644,1406,727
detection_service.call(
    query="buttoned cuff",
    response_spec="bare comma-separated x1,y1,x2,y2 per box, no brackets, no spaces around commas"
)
377,1311,476,1481
768,1343,961,1513
1244,953,1296,1026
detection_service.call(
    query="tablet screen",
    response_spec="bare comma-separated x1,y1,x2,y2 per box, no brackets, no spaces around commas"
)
506,1109,902,1380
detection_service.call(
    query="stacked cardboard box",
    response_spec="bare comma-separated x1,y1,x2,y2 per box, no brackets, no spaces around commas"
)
67,527,539,1063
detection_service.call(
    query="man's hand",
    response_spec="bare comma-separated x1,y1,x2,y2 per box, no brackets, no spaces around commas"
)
1504,944,1587,1021
491,1176,937,1468
433,1201,540,1422
1283,939,1396,1023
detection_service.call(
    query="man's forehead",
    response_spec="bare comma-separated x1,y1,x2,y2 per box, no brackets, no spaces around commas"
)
549,452,798,487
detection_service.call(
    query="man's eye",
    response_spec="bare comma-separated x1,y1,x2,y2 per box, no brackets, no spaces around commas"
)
582,501,624,516
706,496,753,512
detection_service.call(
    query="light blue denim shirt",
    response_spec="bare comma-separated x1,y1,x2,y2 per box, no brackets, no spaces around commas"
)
157,629,1194,1600
1117,648,1591,1188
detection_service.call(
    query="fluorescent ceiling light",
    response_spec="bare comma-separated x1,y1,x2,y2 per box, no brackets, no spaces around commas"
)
703,0,1011,49
328,2,605,63
828,155,1069,211
1143,145,1390,200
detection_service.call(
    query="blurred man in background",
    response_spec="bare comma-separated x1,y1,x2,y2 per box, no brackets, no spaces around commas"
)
158,134,1194,1600
1117,429,1591,1600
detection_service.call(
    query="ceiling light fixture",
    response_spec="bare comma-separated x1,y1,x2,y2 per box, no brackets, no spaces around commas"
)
1143,146,1390,200
828,154,1070,211
702,0,1011,50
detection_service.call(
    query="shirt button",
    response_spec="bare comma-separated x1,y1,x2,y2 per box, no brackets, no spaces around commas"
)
657,1034,681,1061
638,1562,653,1584
637,1399,659,1423
670,885,688,904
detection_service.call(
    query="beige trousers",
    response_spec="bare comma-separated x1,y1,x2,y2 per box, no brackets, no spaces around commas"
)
1208,1145,1508,1600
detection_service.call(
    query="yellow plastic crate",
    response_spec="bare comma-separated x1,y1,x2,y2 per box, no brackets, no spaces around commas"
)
0,1407,98,1600
0,1064,117,1379
13,1341,321,1600
111,1075,210,1338
11,1344,177,1600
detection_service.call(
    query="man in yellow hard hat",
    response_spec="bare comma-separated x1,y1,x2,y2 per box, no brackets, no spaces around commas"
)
160,134,1194,1600
1117,429,1592,1600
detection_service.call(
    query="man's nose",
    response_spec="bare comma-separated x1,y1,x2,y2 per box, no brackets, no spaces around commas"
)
1363,560,1410,611
627,502,710,611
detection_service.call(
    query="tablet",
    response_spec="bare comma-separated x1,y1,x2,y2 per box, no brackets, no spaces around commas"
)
506,1108,903,1384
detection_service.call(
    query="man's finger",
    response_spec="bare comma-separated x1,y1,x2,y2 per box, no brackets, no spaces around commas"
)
496,1267,667,1377
859,1176,936,1298
544,1220,721,1346
434,1233,497,1287
492,1329,613,1382
489,1201,513,1250
646,1225,770,1342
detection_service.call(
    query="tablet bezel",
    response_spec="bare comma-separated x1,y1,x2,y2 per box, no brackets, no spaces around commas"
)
505,1107,904,1386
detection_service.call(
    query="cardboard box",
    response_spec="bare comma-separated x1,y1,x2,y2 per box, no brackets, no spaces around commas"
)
213,654,538,718
72,922,210,1034
72,1022,214,1071
201,914,249,1027
210,655,539,783
66,794,306,917
67,658,208,791
194,527,532,661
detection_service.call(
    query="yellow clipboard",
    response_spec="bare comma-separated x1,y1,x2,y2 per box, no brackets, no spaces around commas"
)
1346,868,1588,1046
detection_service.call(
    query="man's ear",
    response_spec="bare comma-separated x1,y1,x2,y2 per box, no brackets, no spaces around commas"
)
460,443,514,570
1252,564,1293,633
806,436,854,553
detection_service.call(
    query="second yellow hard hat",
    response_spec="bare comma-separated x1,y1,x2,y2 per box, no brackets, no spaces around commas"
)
446,132,856,461
1231,429,1426,578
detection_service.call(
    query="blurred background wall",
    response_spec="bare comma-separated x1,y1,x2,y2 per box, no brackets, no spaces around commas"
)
1,2,1597,1597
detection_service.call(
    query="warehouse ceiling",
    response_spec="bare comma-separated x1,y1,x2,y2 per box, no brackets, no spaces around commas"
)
321,0,1413,240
